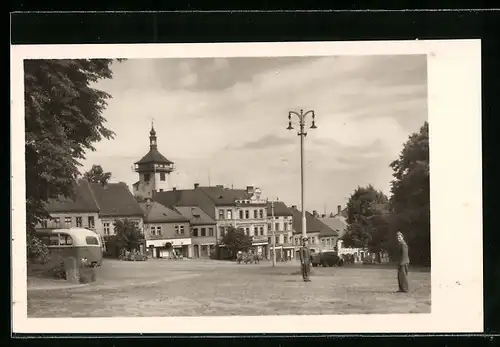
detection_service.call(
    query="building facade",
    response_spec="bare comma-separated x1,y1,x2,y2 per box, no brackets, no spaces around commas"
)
133,124,175,200
198,185,270,256
175,206,217,258
267,201,295,260
140,201,192,258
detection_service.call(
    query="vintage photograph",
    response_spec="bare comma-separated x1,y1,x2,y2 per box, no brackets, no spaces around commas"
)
11,40,482,334
24,53,430,317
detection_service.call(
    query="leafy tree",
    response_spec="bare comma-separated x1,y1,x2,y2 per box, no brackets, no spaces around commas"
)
25,59,121,261
83,164,112,185
389,122,430,266
341,185,389,252
107,219,145,256
221,226,253,259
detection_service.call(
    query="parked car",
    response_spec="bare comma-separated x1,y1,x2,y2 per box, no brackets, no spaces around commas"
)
311,250,342,267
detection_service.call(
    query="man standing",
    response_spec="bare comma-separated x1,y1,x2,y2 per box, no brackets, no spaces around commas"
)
299,236,311,282
396,231,410,292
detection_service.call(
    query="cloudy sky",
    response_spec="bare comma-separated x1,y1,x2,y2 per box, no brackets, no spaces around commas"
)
82,55,427,214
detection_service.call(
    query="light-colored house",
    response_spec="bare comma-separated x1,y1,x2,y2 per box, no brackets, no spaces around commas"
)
197,185,269,254
267,200,295,260
139,201,191,258
37,179,144,251
175,206,217,258
289,206,337,258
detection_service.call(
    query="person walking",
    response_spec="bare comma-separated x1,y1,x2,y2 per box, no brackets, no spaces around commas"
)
299,236,312,282
396,231,410,292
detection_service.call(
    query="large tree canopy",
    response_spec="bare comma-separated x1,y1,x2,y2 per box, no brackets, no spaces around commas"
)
83,164,112,185
389,121,430,266
341,185,389,252
221,226,253,258
25,59,120,260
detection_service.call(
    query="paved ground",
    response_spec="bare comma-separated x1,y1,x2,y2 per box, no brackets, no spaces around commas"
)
27,259,431,317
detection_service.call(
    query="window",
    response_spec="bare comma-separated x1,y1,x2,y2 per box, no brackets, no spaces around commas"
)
175,225,185,235
103,222,111,235
41,220,48,228
227,210,232,220
208,228,214,237
253,210,258,219
275,236,279,245
268,237,271,245
275,223,280,232
192,228,198,237
268,223,272,231
85,236,99,245
51,218,61,228
219,227,225,237
239,210,243,219
201,228,206,237
259,209,264,219
88,216,95,229
245,210,249,219
144,173,151,182
245,228,249,236
218,210,224,220
49,235,59,246
284,235,288,244
160,172,166,181
76,217,82,228
284,222,288,231
260,227,264,235
59,234,73,246
132,219,140,228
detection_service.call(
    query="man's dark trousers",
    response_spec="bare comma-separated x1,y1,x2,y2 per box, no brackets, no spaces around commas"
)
398,263,409,292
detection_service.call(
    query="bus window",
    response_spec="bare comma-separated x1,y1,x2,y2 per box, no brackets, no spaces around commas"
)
39,236,51,246
49,235,59,246
59,234,73,246
85,236,99,245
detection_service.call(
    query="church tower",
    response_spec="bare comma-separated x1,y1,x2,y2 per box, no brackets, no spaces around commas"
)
132,123,174,199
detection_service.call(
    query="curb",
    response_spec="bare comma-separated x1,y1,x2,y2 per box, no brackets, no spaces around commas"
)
28,283,89,292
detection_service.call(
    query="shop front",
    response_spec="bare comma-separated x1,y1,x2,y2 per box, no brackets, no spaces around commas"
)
146,238,192,259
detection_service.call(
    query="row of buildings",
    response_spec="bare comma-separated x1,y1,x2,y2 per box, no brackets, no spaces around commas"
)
36,124,350,260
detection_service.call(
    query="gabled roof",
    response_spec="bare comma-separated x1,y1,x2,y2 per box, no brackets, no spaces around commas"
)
318,216,345,237
139,201,189,223
198,186,250,206
135,148,173,165
174,206,216,226
45,179,99,213
153,189,217,218
89,182,144,217
266,201,292,217
289,206,337,237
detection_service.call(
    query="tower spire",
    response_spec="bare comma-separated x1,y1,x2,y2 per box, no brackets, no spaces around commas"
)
149,120,157,149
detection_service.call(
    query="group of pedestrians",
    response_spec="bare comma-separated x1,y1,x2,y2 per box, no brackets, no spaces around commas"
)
298,231,411,293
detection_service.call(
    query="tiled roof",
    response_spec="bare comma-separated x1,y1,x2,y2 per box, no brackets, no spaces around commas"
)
318,217,345,237
153,189,217,219
174,206,216,226
139,201,189,223
289,206,337,236
89,182,144,217
45,179,99,213
135,148,173,165
266,201,292,217
199,186,250,206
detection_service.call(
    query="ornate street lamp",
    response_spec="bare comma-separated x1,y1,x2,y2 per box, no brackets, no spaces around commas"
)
287,109,317,241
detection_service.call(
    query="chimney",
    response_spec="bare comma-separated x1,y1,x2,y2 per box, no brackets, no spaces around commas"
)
172,187,177,191
291,205,297,210
194,183,199,189
337,205,341,214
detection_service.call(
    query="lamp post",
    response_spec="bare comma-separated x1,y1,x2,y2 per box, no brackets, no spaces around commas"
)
287,109,317,240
